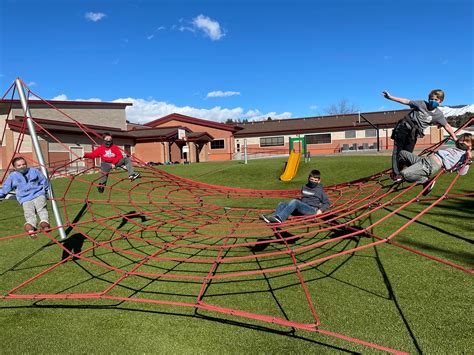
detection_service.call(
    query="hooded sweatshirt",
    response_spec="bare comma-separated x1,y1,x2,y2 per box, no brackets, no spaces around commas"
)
84,144,122,165
300,183,331,211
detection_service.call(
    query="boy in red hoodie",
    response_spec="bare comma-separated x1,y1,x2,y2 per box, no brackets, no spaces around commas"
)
83,132,140,193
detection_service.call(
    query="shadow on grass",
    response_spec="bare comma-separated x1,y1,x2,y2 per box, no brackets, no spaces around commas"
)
383,206,474,245
0,303,355,353
373,244,422,353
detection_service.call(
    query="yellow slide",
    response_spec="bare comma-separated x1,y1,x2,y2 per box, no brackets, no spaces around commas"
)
280,150,302,181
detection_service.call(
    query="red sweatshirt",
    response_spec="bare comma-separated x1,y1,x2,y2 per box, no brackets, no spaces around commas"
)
84,144,123,165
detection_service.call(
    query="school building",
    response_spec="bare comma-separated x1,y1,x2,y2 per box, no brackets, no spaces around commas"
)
0,98,447,171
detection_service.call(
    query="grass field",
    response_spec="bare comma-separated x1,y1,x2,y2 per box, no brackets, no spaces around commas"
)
0,155,472,354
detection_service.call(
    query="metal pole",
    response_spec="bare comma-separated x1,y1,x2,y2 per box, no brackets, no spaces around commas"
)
15,78,67,240
376,124,380,152
244,139,248,164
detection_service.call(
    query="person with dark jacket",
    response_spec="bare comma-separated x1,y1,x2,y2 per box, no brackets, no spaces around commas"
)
83,132,140,193
261,169,331,223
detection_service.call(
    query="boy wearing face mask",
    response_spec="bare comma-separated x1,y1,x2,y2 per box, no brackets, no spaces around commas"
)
261,169,331,223
0,157,50,236
83,132,140,193
382,89,457,182
398,133,472,196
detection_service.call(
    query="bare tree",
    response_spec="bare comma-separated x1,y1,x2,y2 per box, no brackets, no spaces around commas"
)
324,99,360,115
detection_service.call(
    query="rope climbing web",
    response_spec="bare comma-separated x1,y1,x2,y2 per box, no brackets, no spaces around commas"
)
1,81,472,354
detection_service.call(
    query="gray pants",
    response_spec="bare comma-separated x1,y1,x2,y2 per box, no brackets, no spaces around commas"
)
399,151,440,184
23,194,49,227
99,157,135,185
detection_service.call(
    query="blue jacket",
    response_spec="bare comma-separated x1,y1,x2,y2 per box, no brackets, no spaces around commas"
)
0,168,49,204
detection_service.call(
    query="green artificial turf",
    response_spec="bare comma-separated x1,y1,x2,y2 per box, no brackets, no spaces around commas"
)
0,155,472,354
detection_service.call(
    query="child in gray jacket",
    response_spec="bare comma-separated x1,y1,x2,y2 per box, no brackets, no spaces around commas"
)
261,169,331,223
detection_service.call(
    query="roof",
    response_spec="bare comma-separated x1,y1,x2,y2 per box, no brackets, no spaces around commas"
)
234,109,411,138
7,116,212,143
144,113,242,133
0,99,132,108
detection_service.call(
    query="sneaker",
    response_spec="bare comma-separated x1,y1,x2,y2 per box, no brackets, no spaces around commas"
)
129,173,141,181
24,223,38,238
391,174,403,183
261,214,282,224
422,180,436,196
39,221,50,230
271,215,283,223
97,184,105,193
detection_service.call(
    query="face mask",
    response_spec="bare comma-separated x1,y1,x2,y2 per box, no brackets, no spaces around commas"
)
455,141,469,151
104,140,113,148
16,167,28,174
428,99,439,110
307,181,318,188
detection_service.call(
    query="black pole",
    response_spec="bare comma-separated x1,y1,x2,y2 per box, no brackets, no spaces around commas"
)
376,124,380,152
359,113,380,152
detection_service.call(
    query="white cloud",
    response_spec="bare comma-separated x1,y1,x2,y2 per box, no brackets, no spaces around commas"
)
147,34,154,40
51,94,68,100
75,98,103,102
112,97,291,124
192,14,225,41
157,26,166,31
85,12,106,22
309,105,318,110
179,25,195,33
27,81,37,87
206,90,241,98
51,95,102,102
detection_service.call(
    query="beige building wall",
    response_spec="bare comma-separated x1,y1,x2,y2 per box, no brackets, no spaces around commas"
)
9,105,127,130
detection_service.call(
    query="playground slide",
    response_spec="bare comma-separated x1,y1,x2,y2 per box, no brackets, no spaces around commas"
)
280,150,302,181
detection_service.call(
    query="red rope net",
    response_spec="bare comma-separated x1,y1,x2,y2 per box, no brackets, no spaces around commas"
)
1,83,472,354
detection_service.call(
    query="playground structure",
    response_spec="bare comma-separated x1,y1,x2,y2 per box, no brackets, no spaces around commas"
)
280,137,306,181
0,79,472,354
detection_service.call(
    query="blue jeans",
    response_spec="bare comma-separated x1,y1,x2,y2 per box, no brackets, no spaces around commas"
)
275,199,317,222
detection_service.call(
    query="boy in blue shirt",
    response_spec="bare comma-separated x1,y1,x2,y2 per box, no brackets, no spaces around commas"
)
0,157,50,236
399,133,472,196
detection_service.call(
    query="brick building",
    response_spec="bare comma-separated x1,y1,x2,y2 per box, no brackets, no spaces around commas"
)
0,99,448,171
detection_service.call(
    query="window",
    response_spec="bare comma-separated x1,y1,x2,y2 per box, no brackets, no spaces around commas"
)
260,136,284,147
345,130,356,139
365,129,376,137
305,133,331,144
210,139,225,149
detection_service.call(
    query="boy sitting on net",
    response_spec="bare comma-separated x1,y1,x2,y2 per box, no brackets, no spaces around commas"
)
261,169,331,223
0,157,50,236
399,133,472,196
83,132,140,193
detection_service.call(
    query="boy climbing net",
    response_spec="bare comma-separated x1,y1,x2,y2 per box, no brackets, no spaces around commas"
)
83,132,140,193
399,133,473,195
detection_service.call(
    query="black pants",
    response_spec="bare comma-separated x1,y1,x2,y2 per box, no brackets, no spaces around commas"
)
391,121,418,175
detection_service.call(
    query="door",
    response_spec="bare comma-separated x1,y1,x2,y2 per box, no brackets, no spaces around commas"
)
70,146,85,167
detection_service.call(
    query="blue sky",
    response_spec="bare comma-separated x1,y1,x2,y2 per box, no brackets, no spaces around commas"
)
1,0,472,123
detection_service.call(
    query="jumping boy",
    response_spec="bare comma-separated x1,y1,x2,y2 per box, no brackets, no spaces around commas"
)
83,132,140,193
261,169,331,223
399,133,472,196
382,89,457,181
0,157,50,236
